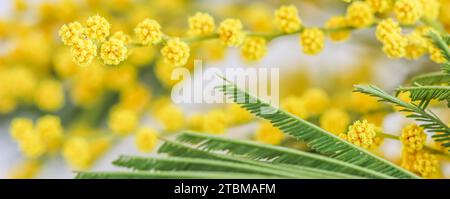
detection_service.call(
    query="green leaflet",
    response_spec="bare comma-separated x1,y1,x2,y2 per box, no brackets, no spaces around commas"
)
75,171,279,179
428,31,450,74
397,85,450,108
217,81,419,179
355,84,450,151
411,72,450,86
158,140,365,179
113,155,358,179
171,132,385,179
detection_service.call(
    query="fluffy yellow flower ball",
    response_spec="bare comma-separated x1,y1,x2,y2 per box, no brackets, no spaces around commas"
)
346,1,374,28
274,5,302,33
160,38,190,66
394,0,423,25
188,12,215,36
301,88,330,115
320,108,350,135
62,137,92,170
325,16,350,42
400,124,427,153
240,36,267,61
413,151,439,178
218,18,246,47
339,120,377,149
135,127,158,152
100,38,128,65
36,115,63,152
255,122,285,145
70,38,97,66
119,84,151,112
381,33,407,58
85,15,110,41
34,79,65,112
108,107,138,136
376,19,406,58
134,18,163,45
58,21,84,46
366,0,394,13
403,150,440,178
300,28,325,55
375,18,401,43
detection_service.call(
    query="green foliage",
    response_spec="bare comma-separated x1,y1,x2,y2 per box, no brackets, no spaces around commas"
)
76,82,419,179
76,134,372,179
354,85,450,151
217,81,418,179
167,132,386,178
397,85,450,108
411,72,450,86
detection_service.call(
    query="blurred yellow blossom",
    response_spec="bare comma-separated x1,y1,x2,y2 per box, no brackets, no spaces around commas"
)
34,79,65,112
62,137,92,170
108,107,139,136
202,109,228,134
301,88,330,115
36,115,63,152
154,103,185,132
135,127,159,152
325,16,350,42
255,122,285,145
320,108,350,135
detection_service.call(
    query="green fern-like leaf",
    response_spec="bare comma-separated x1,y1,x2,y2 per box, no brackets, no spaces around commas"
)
112,155,361,179
411,72,450,85
355,84,450,151
76,171,278,179
396,85,450,108
162,133,385,178
216,80,419,179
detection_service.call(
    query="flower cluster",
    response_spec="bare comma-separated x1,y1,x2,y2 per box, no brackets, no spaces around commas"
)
59,15,128,66
339,120,378,149
400,124,427,153
274,5,302,33
10,115,63,158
